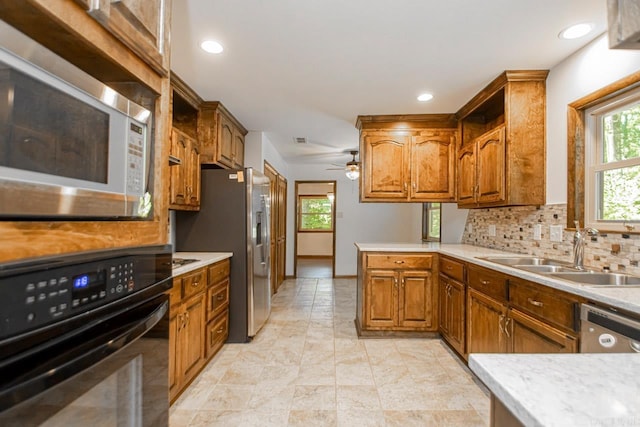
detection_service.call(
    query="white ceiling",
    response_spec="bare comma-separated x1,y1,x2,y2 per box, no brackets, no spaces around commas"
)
170,0,607,167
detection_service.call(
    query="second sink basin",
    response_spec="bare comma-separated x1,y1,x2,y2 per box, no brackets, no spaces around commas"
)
547,272,640,286
515,265,579,273
481,256,570,266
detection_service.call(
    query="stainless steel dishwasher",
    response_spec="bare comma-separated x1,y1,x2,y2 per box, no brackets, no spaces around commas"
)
580,304,640,353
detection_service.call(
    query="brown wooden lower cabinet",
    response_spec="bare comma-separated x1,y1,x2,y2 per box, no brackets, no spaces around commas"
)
464,269,580,357
438,273,465,355
508,309,577,354
358,252,436,334
466,288,508,354
168,259,230,403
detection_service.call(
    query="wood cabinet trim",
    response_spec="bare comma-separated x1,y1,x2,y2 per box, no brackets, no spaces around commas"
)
356,114,458,130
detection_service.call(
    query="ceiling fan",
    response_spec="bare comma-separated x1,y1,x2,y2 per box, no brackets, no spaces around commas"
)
326,150,360,180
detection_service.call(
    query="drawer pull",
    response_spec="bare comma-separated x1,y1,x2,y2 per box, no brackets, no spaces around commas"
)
481,280,490,285
527,298,544,307
192,281,200,287
217,326,224,334
446,266,453,270
394,260,405,264
216,294,225,301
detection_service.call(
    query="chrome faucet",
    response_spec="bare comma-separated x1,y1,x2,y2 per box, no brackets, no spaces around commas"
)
573,221,598,270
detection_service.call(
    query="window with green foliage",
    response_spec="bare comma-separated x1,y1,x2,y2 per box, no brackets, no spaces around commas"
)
586,88,640,231
298,196,333,231
422,203,441,242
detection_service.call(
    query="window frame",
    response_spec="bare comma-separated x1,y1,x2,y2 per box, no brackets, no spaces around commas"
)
584,87,640,232
567,71,640,234
422,202,441,242
297,195,334,232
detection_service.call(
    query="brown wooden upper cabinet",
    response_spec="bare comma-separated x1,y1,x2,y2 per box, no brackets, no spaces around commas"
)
80,0,170,76
170,74,202,211
356,115,458,202
456,70,548,208
169,128,200,210
199,102,247,169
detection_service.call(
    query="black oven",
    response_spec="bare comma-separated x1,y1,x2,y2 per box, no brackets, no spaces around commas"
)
0,245,172,426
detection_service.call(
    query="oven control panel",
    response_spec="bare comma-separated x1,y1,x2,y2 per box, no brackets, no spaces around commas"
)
0,248,171,340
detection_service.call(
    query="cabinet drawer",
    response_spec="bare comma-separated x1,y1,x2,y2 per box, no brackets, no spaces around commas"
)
206,310,229,359
509,277,579,332
208,259,230,286
468,264,507,302
367,253,433,269
440,257,465,282
182,269,207,300
207,279,229,321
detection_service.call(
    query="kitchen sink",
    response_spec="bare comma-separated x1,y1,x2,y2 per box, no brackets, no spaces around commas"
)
480,256,571,267
546,272,640,286
514,265,579,273
479,256,640,286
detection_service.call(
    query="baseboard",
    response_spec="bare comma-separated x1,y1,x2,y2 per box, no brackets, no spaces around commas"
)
334,275,356,279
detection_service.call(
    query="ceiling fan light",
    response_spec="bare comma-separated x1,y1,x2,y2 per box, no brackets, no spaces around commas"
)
345,165,360,180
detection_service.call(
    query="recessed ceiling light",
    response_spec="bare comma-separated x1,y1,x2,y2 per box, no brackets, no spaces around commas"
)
200,40,224,54
417,93,434,102
559,23,594,40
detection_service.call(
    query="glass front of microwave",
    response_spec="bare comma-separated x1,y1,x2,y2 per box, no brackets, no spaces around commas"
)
0,64,110,184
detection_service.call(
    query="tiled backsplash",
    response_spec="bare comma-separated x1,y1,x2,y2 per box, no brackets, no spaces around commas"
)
461,203,640,277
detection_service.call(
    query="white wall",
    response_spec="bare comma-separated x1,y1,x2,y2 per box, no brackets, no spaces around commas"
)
297,233,333,256
286,163,422,276
546,34,640,203
244,131,290,176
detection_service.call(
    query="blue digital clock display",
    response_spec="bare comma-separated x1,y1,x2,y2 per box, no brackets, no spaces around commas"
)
73,274,90,289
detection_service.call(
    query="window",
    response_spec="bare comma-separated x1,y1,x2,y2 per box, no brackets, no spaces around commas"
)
422,203,441,242
298,196,333,231
585,88,640,231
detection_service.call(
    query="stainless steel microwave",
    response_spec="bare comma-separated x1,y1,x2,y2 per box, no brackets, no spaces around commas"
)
0,20,153,220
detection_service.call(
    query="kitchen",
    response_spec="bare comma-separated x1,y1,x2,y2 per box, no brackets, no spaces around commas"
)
1,0,640,426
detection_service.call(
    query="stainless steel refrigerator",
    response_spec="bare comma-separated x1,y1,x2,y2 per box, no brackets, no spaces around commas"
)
175,167,271,342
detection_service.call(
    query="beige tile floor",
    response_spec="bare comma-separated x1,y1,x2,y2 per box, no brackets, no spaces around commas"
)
170,278,490,426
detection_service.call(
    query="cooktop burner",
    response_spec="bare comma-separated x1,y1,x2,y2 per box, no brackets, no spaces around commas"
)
172,258,199,267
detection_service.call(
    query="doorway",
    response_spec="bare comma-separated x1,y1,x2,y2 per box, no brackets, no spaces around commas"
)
294,181,336,278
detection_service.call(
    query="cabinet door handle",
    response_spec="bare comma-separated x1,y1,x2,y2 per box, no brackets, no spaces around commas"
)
394,278,398,288
401,278,405,288
217,326,225,334
394,260,405,264
504,317,512,338
412,182,416,189
498,314,505,335
527,298,544,307
216,294,225,301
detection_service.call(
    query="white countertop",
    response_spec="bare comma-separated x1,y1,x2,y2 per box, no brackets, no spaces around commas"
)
469,353,640,427
355,242,640,316
172,252,233,276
